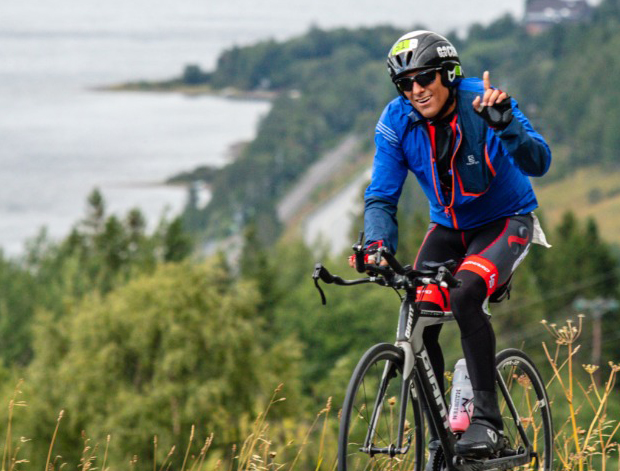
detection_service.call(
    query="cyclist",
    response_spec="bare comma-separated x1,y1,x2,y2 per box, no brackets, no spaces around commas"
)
354,31,551,462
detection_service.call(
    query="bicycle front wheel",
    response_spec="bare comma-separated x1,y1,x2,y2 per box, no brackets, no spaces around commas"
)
338,343,424,471
496,348,554,471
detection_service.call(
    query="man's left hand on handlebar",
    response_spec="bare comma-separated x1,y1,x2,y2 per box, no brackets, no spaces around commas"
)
347,253,389,269
347,240,389,270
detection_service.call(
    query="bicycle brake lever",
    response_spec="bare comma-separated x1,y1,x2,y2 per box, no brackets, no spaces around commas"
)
312,263,328,305
352,231,366,273
437,266,461,288
314,278,327,305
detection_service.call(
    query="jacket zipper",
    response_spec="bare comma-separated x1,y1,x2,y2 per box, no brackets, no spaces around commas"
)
427,119,462,229
425,118,462,229
448,123,462,229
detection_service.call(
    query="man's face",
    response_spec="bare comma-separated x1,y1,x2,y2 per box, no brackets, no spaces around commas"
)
401,70,450,119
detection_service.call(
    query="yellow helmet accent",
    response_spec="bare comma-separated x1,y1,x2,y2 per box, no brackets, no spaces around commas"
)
391,39,417,56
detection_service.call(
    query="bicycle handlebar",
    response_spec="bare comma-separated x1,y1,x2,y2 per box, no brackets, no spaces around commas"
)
313,263,375,305
312,243,461,305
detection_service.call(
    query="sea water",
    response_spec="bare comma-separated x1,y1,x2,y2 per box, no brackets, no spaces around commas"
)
0,0,525,255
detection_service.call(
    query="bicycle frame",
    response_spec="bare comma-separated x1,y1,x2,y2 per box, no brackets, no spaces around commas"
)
364,293,540,470
399,294,459,461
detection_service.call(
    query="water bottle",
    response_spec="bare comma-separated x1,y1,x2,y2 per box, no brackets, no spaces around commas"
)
449,359,474,432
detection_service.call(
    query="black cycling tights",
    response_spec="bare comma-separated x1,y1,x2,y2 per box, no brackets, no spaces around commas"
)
421,272,494,392
415,214,534,393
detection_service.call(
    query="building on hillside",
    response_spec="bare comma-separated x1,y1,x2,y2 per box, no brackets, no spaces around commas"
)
524,0,592,35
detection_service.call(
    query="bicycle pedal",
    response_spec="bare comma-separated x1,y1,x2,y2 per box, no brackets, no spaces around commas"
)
463,461,485,471
453,455,485,471
498,447,519,457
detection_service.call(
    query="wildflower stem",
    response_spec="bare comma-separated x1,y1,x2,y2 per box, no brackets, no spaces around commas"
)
288,414,322,471
577,378,597,412
544,344,581,390
180,425,195,471
239,384,284,470
191,434,212,471
2,400,13,471
45,410,64,471
2,381,24,471
314,397,332,471
158,446,175,471
102,435,111,471
566,341,584,471
226,444,236,471
582,367,618,459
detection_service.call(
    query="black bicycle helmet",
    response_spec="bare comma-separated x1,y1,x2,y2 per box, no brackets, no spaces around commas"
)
387,30,464,87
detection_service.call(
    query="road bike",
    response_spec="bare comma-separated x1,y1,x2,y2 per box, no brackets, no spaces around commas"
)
312,236,553,471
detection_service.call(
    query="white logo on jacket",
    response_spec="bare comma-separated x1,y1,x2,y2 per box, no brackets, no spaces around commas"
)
466,155,480,165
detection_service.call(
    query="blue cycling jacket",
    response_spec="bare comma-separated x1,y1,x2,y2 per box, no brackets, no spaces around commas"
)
364,77,551,253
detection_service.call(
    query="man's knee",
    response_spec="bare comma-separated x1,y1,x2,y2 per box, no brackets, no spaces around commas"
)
451,271,487,307
450,271,489,333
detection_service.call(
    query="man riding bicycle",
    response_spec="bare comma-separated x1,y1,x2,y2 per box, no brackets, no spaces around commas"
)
355,30,551,463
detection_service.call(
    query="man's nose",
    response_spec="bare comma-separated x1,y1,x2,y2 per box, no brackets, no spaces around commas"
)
412,81,425,95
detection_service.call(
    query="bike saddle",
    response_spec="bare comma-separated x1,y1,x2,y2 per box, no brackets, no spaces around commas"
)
421,259,458,271
489,275,513,303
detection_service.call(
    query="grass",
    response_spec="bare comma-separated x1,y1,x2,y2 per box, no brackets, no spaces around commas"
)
1,317,619,471
541,316,620,471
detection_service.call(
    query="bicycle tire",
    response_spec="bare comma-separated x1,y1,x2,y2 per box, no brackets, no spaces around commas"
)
496,348,554,471
338,343,425,471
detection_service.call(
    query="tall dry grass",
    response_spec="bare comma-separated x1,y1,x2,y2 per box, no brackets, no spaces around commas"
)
542,315,620,471
1,316,619,471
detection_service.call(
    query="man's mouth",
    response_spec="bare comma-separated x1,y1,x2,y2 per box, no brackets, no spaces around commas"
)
416,96,432,105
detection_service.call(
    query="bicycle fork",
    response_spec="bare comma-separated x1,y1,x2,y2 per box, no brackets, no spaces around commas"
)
358,339,424,458
360,360,413,457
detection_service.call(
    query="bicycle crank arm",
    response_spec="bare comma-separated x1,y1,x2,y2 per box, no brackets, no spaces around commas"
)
453,448,533,470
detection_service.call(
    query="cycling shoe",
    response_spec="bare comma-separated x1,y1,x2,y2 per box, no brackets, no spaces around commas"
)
455,421,503,458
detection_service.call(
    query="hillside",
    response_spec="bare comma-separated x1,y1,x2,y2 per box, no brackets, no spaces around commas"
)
535,165,620,244
167,0,620,249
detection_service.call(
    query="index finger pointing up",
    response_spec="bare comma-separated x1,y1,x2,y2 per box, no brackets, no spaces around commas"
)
483,70,491,90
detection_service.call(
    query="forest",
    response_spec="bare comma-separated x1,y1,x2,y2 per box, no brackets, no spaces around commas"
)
1,0,620,470
180,0,620,243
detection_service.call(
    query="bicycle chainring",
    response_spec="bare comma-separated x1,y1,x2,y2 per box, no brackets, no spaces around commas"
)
429,446,447,471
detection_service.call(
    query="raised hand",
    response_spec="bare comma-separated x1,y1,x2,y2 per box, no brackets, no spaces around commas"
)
472,70,513,130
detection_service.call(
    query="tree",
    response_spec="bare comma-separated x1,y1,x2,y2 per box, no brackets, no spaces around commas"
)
18,261,301,470
181,64,209,85
162,216,193,262
83,188,106,235
0,254,38,365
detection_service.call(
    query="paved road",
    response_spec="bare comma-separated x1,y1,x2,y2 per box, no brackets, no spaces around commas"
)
303,168,371,255
276,135,362,224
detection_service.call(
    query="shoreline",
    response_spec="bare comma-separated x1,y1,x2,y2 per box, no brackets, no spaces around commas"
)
95,82,279,101
95,80,269,187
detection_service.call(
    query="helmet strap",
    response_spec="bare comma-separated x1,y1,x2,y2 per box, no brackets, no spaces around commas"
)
394,84,407,102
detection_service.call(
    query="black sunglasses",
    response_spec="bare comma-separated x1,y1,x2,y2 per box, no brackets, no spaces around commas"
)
395,68,440,92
